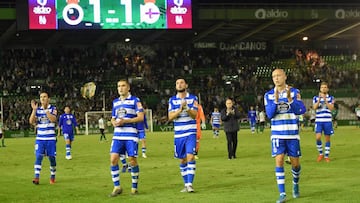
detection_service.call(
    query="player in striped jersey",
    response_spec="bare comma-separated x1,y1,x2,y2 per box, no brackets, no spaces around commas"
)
313,82,335,162
29,91,58,185
210,107,221,138
168,78,198,193
264,69,306,203
58,106,79,160
109,79,144,197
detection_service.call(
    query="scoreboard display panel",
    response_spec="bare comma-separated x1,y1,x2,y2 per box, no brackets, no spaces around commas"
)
28,0,192,30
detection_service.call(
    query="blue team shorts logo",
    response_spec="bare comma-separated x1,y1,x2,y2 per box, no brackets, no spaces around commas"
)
117,108,127,118
277,102,290,113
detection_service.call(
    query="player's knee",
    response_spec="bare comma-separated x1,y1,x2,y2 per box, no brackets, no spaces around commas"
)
49,156,56,166
128,158,137,167
35,155,44,164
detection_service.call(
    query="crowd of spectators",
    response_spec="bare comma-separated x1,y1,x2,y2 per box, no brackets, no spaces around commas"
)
0,46,359,130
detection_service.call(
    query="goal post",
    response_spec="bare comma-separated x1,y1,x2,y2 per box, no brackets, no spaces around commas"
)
145,109,153,132
84,111,112,135
84,109,153,135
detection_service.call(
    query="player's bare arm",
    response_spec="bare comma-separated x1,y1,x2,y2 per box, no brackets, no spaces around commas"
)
29,100,38,125
45,109,57,123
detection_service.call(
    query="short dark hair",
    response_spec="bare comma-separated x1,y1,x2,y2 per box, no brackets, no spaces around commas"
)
176,77,187,84
118,78,130,84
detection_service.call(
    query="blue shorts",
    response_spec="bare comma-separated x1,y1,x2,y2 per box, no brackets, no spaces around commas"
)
110,140,138,157
35,140,57,157
138,131,146,140
271,138,301,158
315,122,334,135
212,124,220,129
174,134,196,159
63,132,74,142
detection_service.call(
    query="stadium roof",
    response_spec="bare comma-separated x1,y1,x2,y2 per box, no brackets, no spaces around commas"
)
1,0,360,49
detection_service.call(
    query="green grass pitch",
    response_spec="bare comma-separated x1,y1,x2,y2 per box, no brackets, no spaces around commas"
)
1,126,360,203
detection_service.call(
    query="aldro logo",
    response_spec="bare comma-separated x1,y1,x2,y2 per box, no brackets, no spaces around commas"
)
335,9,360,19
255,9,288,19
170,0,188,25
33,0,52,15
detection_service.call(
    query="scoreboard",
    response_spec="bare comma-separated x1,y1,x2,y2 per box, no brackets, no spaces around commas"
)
28,0,192,29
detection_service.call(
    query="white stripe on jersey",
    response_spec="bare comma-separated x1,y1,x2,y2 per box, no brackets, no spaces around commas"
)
112,136,139,142
315,117,332,122
36,137,57,141
38,123,56,128
271,124,299,131
273,113,297,120
37,130,56,135
114,127,138,134
174,124,197,132
271,135,300,139
174,132,195,138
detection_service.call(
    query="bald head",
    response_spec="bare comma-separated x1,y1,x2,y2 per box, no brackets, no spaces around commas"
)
272,68,287,88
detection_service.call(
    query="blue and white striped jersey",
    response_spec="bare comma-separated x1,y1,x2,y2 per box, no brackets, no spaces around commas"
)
264,87,306,140
112,94,144,141
36,105,57,141
211,112,221,125
58,113,77,134
313,94,334,123
168,93,198,139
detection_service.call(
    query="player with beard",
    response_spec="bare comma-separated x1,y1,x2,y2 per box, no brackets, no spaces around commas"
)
313,82,335,162
168,78,198,193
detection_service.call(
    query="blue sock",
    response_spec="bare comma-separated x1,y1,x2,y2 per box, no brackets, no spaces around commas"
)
275,167,285,194
120,155,127,166
187,161,196,185
325,141,331,158
34,155,43,179
49,156,56,179
142,147,146,154
111,165,120,187
131,165,139,190
180,163,188,186
292,166,301,185
66,144,71,156
316,140,323,155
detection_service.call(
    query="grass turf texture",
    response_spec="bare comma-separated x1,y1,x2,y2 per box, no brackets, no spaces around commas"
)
1,126,360,203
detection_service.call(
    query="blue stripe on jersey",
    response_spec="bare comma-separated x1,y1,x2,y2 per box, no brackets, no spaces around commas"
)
58,113,77,134
36,105,57,140
211,112,221,125
168,93,198,139
272,119,298,125
264,87,306,140
313,95,334,123
112,94,143,140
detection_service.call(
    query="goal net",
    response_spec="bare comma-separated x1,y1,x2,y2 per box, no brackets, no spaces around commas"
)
84,109,153,135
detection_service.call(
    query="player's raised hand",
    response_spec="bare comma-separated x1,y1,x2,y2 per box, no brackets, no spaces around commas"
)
181,99,188,111
31,100,38,110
